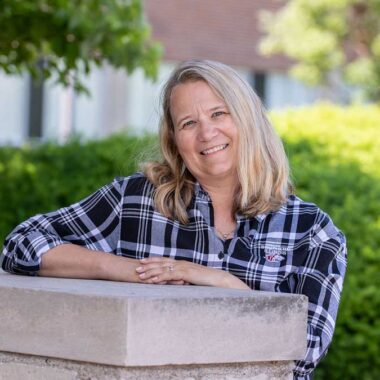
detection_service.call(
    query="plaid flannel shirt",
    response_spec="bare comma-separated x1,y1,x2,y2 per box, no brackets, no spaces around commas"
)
1,173,347,379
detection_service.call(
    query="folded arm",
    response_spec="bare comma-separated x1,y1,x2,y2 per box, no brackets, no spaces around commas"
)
1,179,125,277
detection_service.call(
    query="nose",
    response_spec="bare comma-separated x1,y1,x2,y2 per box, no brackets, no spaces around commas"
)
197,119,218,142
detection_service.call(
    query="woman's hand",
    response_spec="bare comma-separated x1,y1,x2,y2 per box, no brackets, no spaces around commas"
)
136,257,251,290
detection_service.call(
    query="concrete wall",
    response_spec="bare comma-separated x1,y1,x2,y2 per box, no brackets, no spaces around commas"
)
0,271,308,379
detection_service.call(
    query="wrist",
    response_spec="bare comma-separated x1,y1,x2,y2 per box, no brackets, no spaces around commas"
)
221,271,250,290
96,253,140,283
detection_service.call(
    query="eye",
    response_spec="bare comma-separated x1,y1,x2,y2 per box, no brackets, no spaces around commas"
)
212,111,227,118
181,120,196,129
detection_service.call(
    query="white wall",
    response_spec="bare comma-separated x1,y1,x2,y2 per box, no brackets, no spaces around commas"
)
74,65,127,139
124,63,175,134
42,62,178,141
43,79,74,142
265,73,320,109
0,73,29,145
0,63,350,146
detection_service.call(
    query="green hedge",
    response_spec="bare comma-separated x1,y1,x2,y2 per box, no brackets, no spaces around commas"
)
1,104,379,379
0,134,159,243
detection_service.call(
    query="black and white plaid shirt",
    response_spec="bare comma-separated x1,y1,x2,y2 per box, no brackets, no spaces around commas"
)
1,173,347,379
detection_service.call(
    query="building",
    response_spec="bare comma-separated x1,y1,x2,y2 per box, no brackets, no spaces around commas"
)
0,0,341,146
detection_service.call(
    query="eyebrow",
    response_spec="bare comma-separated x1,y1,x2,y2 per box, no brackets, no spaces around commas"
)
176,105,227,126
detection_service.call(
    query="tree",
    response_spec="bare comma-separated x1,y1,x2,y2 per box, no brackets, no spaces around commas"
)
0,0,161,93
259,0,380,101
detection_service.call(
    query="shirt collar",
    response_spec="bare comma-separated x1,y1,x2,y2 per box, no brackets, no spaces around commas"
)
194,182,211,201
236,212,266,223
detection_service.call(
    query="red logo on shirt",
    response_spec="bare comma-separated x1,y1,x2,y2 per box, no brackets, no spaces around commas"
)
264,248,286,262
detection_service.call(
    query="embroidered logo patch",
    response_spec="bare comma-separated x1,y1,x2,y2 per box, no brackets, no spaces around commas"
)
264,247,288,262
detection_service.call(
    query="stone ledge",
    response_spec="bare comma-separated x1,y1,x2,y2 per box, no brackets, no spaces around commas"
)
0,271,308,367
0,352,295,380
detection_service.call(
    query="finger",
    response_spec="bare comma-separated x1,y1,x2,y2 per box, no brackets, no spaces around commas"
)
136,263,170,273
140,277,167,285
167,280,187,285
149,269,180,284
140,280,168,285
138,265,176,281
140,257,174,264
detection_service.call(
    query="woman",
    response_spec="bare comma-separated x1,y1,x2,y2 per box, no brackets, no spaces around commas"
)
1,60,347,379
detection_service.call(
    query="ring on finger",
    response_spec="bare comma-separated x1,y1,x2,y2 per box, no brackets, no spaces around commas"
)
167,265,174,272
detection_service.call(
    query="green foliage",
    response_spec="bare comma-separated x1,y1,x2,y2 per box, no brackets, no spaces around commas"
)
271,104,380,380
260,0,380,101
0,134,159,241
0,105,379,379
0,0,162,92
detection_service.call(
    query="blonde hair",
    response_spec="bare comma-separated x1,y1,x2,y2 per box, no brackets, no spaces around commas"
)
144,60,293,223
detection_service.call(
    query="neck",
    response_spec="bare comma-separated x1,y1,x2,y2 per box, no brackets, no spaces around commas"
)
199,178,238,222
201,182,236,205
198,172,238,197
203,183,238,239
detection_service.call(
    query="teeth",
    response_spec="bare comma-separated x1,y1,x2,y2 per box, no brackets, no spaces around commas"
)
201,144,228,155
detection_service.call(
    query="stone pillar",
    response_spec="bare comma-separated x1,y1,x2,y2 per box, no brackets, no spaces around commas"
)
0,271,308,380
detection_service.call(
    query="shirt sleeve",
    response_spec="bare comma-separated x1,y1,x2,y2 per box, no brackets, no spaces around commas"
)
1,178,124,276
292,211,347,379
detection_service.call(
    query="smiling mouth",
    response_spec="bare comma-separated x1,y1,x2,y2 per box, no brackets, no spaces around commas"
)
200,144,229,155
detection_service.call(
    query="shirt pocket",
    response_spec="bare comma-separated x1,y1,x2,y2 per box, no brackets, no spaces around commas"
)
233,237,290,283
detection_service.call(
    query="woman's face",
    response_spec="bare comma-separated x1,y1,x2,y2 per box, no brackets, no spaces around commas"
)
170,80,239,185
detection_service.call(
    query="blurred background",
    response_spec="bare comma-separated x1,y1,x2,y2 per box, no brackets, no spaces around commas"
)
1,0,369,144
0,1,379,379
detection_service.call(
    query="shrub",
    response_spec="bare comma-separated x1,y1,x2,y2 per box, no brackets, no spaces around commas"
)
0,134,159,242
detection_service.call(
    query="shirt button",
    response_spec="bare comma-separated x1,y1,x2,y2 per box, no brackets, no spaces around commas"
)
218,251,225,260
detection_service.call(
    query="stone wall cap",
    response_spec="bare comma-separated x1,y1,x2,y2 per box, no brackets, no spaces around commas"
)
0,270,305,300
0,270,308,367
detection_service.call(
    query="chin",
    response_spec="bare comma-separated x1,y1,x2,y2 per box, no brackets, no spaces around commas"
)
205,167,236,178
